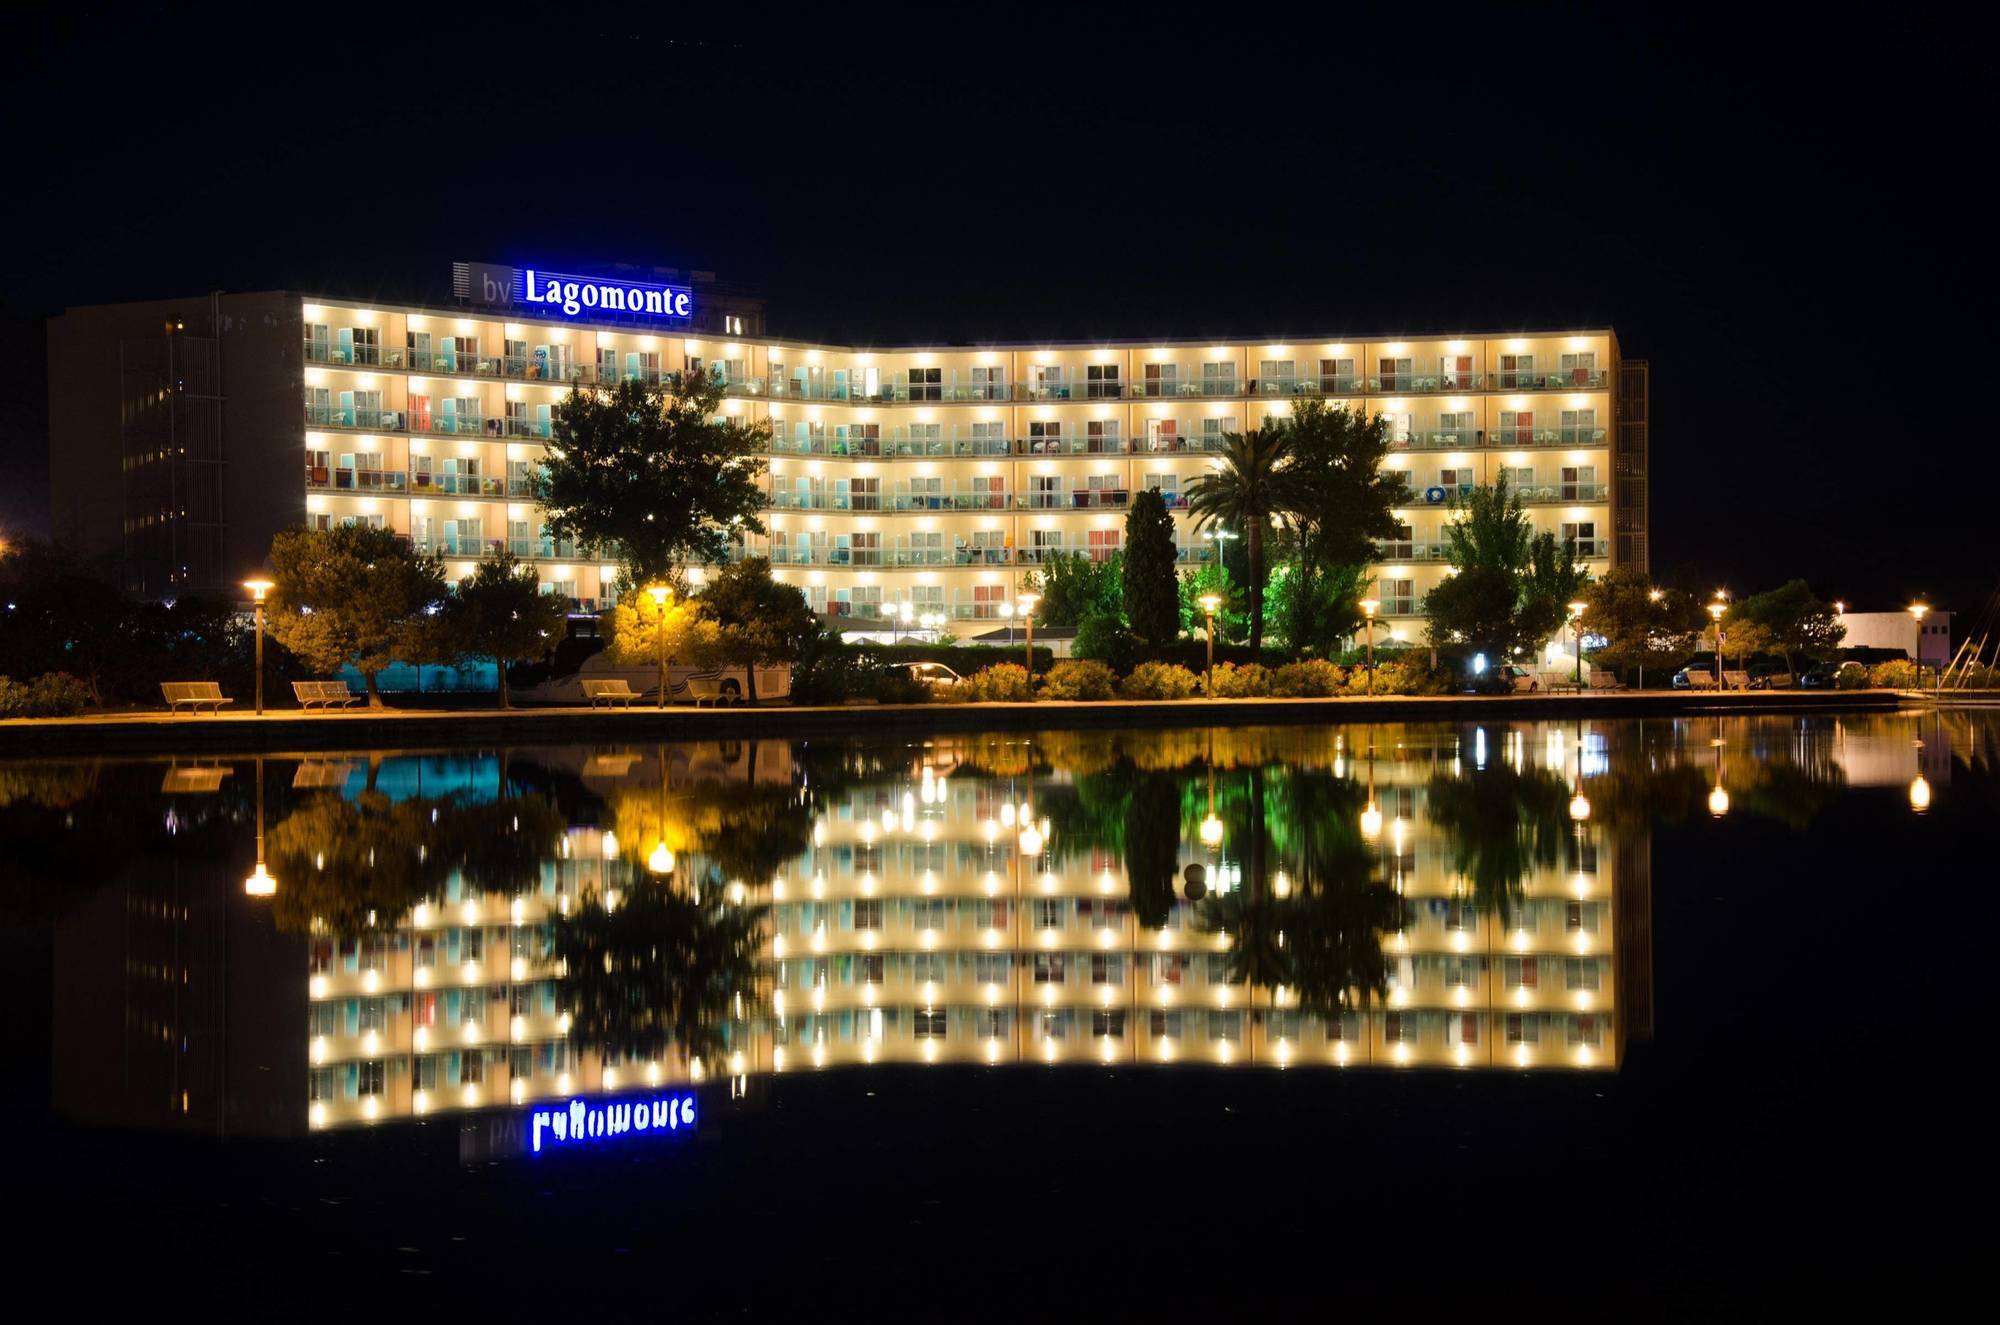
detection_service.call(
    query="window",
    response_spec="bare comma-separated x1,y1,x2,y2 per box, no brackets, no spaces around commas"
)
1151,954,1185,985
1498,410,1535,446
1564,958,1601,991
1440,353,1475,389
1089,953,1124,985
1032,953,1067,984
1559,407,1598,445
1502,464,1536,493
1505,1013,1540,1044
1559,350,1597,385
1384,1012,1410,1044
907,367,941,401
1382,578,1414,616
966,365,1004,400
1436,409,1475,444
975,953,1011,984
1318,357,1355,392
1032,898,1067,930
914,1008,948,1038
980,1009,1011,1038
1032,364,1067,399
1439,466,1475,495
1087,529,1121,562
1027,420,1064,454
1201,361,1236,395
1258,359,1296,393
1560,465,1599,501
1502,956,1540,989
1143,362,1179,397
1379,522,1414,558
1568,1014,1602,1047
860,953,885,985
1149,1009,1184,1039
1091,1009,1126,1038
357,1061,386,1097
1560,521,1599,556
1085,363,1120,399
1377,356,1412,391
1085,419,1121,453
1143,418,1179,452
1200,416,1233,450
1498,353,1535,389
1207,1010,1243,1042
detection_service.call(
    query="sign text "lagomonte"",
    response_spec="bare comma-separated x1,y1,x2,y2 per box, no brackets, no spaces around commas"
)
523,268,694,319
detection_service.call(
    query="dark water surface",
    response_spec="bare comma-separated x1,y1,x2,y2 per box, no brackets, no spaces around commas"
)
3,713,1988,1315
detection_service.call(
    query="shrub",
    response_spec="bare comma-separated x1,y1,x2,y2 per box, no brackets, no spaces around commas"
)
1834,663,1871,690
1207,662,1273,698
1120,661,1201,700
1869,659,1918,689
1040,659,1118,701
871,668,932,705
0,672,93,718
965,663,1034,702
927,681,970,704
1269,659,1346,697
1071,613,1137,670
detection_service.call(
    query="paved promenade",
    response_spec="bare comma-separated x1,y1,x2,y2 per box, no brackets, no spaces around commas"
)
0,688,1907,755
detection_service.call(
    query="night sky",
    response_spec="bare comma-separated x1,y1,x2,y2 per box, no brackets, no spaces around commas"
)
2,9,1989,620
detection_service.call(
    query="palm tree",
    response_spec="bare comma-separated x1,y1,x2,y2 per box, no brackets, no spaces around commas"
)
1185,425,1292,650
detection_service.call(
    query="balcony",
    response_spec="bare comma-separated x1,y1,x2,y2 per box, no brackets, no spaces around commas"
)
1518,483,1609,505
412,473,506,497
1371,541,1454,562
414,538,506,559
306,466,407,493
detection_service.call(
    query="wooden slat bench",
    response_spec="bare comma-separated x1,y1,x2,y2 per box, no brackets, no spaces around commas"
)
581,678,642,708
1722,670,1753,691
161,681,233,715
292,680,362,710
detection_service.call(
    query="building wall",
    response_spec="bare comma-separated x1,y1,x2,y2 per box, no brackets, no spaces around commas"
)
53,289,1623,625
48,291,303,595
1836,611,1953,666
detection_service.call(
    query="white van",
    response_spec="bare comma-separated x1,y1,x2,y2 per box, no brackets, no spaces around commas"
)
530,654,792,705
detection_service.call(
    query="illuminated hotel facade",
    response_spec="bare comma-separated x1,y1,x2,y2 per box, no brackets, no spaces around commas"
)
48,265,1649,638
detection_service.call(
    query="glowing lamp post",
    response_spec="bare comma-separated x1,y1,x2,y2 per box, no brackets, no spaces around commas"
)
243,579,274,715
1197,593,1223,697
1360,599,1380,694
1567,600,1588,689
1016,592,1040,683
1708,598,1728,690
648,584,672,709
1908,601,1930,692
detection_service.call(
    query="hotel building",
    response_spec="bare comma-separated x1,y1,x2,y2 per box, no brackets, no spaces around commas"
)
48,263,1649,639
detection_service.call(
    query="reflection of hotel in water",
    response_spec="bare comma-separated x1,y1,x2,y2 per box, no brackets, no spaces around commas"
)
284,726,1657,1132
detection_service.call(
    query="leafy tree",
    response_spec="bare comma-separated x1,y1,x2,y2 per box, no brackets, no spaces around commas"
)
266,524,448,706
1177,562,1246,644
1071,611,1136,668
1027,550,1122,628
443,551,567,708
1425,476,1590,662
1121,489,1181,649
1731,580,1846,674
1269,556,1369,657
1185,425,1291,649
1517,530,1591,651
1277,399,1409,569
693,557,817,704
0,538,133,704
605,592,723,697
537,370,772,585
1577,566,1707,681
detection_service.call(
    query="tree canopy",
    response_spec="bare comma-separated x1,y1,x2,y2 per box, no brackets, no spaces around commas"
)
1121,489,1181,650
1577,566,1708,679
266,524,448,705
1185,426,1290,649
1730,580,1846,672
1027,551,1123,628
693,557,817,703
1425,476,1591,661
537,370,772,586
443,551,567,708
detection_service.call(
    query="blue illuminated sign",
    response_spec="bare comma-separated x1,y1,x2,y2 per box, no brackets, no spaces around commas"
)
523,268,693,320
530,1093,696,1153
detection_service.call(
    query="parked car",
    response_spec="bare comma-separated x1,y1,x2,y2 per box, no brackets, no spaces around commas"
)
1746,663,1795,690
901,661,965,688
1671,665,1720,690
1462,663,1539,695
1799,661,1867,689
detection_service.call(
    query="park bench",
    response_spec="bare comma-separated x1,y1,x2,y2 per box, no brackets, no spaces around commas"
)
582,678,643,708
292,680,362,710
682,676,728,706
1587,671,1626,691
1722,670,1753,691
1684,670,1718,689
160,681,233,715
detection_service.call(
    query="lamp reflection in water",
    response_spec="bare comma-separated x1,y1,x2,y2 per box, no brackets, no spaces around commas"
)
244,756,276,897
1708,717,1730,817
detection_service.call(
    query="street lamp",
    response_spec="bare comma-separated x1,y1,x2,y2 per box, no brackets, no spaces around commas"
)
1197,593,1222,696
1360,599,1380,694
1707,597,1728,690
998,600,1014,646
243,579,274,715
1567,600,1588,689
1908,601,1930,691
648,583,672,709
895,598,914,643
1016,591,1040,681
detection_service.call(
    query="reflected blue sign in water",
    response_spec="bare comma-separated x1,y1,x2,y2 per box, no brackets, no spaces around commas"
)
530,1095,696,1154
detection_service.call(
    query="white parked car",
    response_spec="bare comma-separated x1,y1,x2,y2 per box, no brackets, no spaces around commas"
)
902,661,965,688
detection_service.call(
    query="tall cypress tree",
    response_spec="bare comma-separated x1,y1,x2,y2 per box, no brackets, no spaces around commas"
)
1122,488,1181,650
